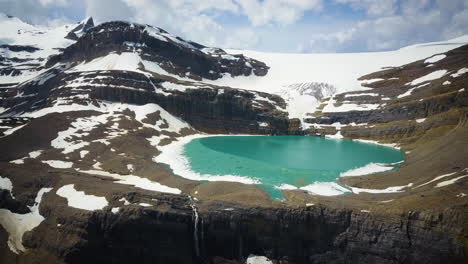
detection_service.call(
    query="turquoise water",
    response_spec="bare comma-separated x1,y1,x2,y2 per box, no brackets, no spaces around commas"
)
183,136,404,199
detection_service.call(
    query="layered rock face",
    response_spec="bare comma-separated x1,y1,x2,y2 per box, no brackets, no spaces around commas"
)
47,21,269,81
1,68,295,135
21,198,464,264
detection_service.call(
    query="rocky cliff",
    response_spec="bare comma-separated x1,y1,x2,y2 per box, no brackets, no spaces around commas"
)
47,21,269,81
9,195,465,264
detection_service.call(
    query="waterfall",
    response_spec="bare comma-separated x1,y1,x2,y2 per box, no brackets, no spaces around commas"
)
189,196,200,257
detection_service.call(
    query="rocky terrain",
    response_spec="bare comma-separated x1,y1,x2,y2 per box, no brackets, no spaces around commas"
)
0,14,467,264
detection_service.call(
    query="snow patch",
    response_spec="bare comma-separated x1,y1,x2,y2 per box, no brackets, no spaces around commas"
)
2,124,27,137
406,70,447,86
340,163,394,177
379,199,394,203
397,83,430,98
0,187,52,253
322,96,380,113
361,78,384,84
450,68,468,78
435,174,468,188
78,169,182,194
56,184,108,211
10,159,24,164
246,255,273,264
119,197,131,205
416,118,426,123
0,176,13,193
147,135,170,147
300,182,350,196
9,150,43,164
92,161,102,169
28,150,43,158
344,93,379,98
51,117,102,154
161,82,189,92
325,131,343,139
80,150,89,158
350,183,413,194
275,184,297,190
424,54,446,64
42,160,73,169
415,172,456,188
352,139,400,149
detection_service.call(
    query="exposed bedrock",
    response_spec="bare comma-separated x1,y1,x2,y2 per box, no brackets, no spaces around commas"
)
93,85,299,135
46,21,269,80
305,91,468,126
27,201,464,264
2,69,301,135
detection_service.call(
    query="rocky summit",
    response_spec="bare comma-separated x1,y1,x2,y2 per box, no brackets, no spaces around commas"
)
0,13,467,264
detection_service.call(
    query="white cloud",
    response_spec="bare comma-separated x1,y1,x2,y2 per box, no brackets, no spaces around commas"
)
82,0,323,49
83,0,260,49
222,28,260,49
0,0,74,25
302,0,468,52
236,0,322,26
38,0,68,6
1,0,468,53
85,0,130,23
335,0,398,16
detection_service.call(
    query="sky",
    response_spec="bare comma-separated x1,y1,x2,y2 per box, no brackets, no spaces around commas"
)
1,0,468,53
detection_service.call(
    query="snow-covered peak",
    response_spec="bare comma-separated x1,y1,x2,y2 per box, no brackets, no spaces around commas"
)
0,13,38,45
81,16,94,25
0,14,75,52
0,14,81,84
66,16,95,40
143,24,197,50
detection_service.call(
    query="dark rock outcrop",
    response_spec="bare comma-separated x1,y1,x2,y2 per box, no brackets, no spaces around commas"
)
25,198,465,264
1,68,300,135
48,21,269,81
65,17,95,40
0,45,40,53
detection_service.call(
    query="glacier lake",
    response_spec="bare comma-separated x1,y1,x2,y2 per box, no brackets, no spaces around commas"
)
183,136,405,200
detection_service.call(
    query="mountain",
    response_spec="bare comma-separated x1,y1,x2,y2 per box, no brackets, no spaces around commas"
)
0,14,467,264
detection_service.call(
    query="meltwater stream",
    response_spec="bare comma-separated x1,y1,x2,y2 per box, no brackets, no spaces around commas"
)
183,136,405,200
